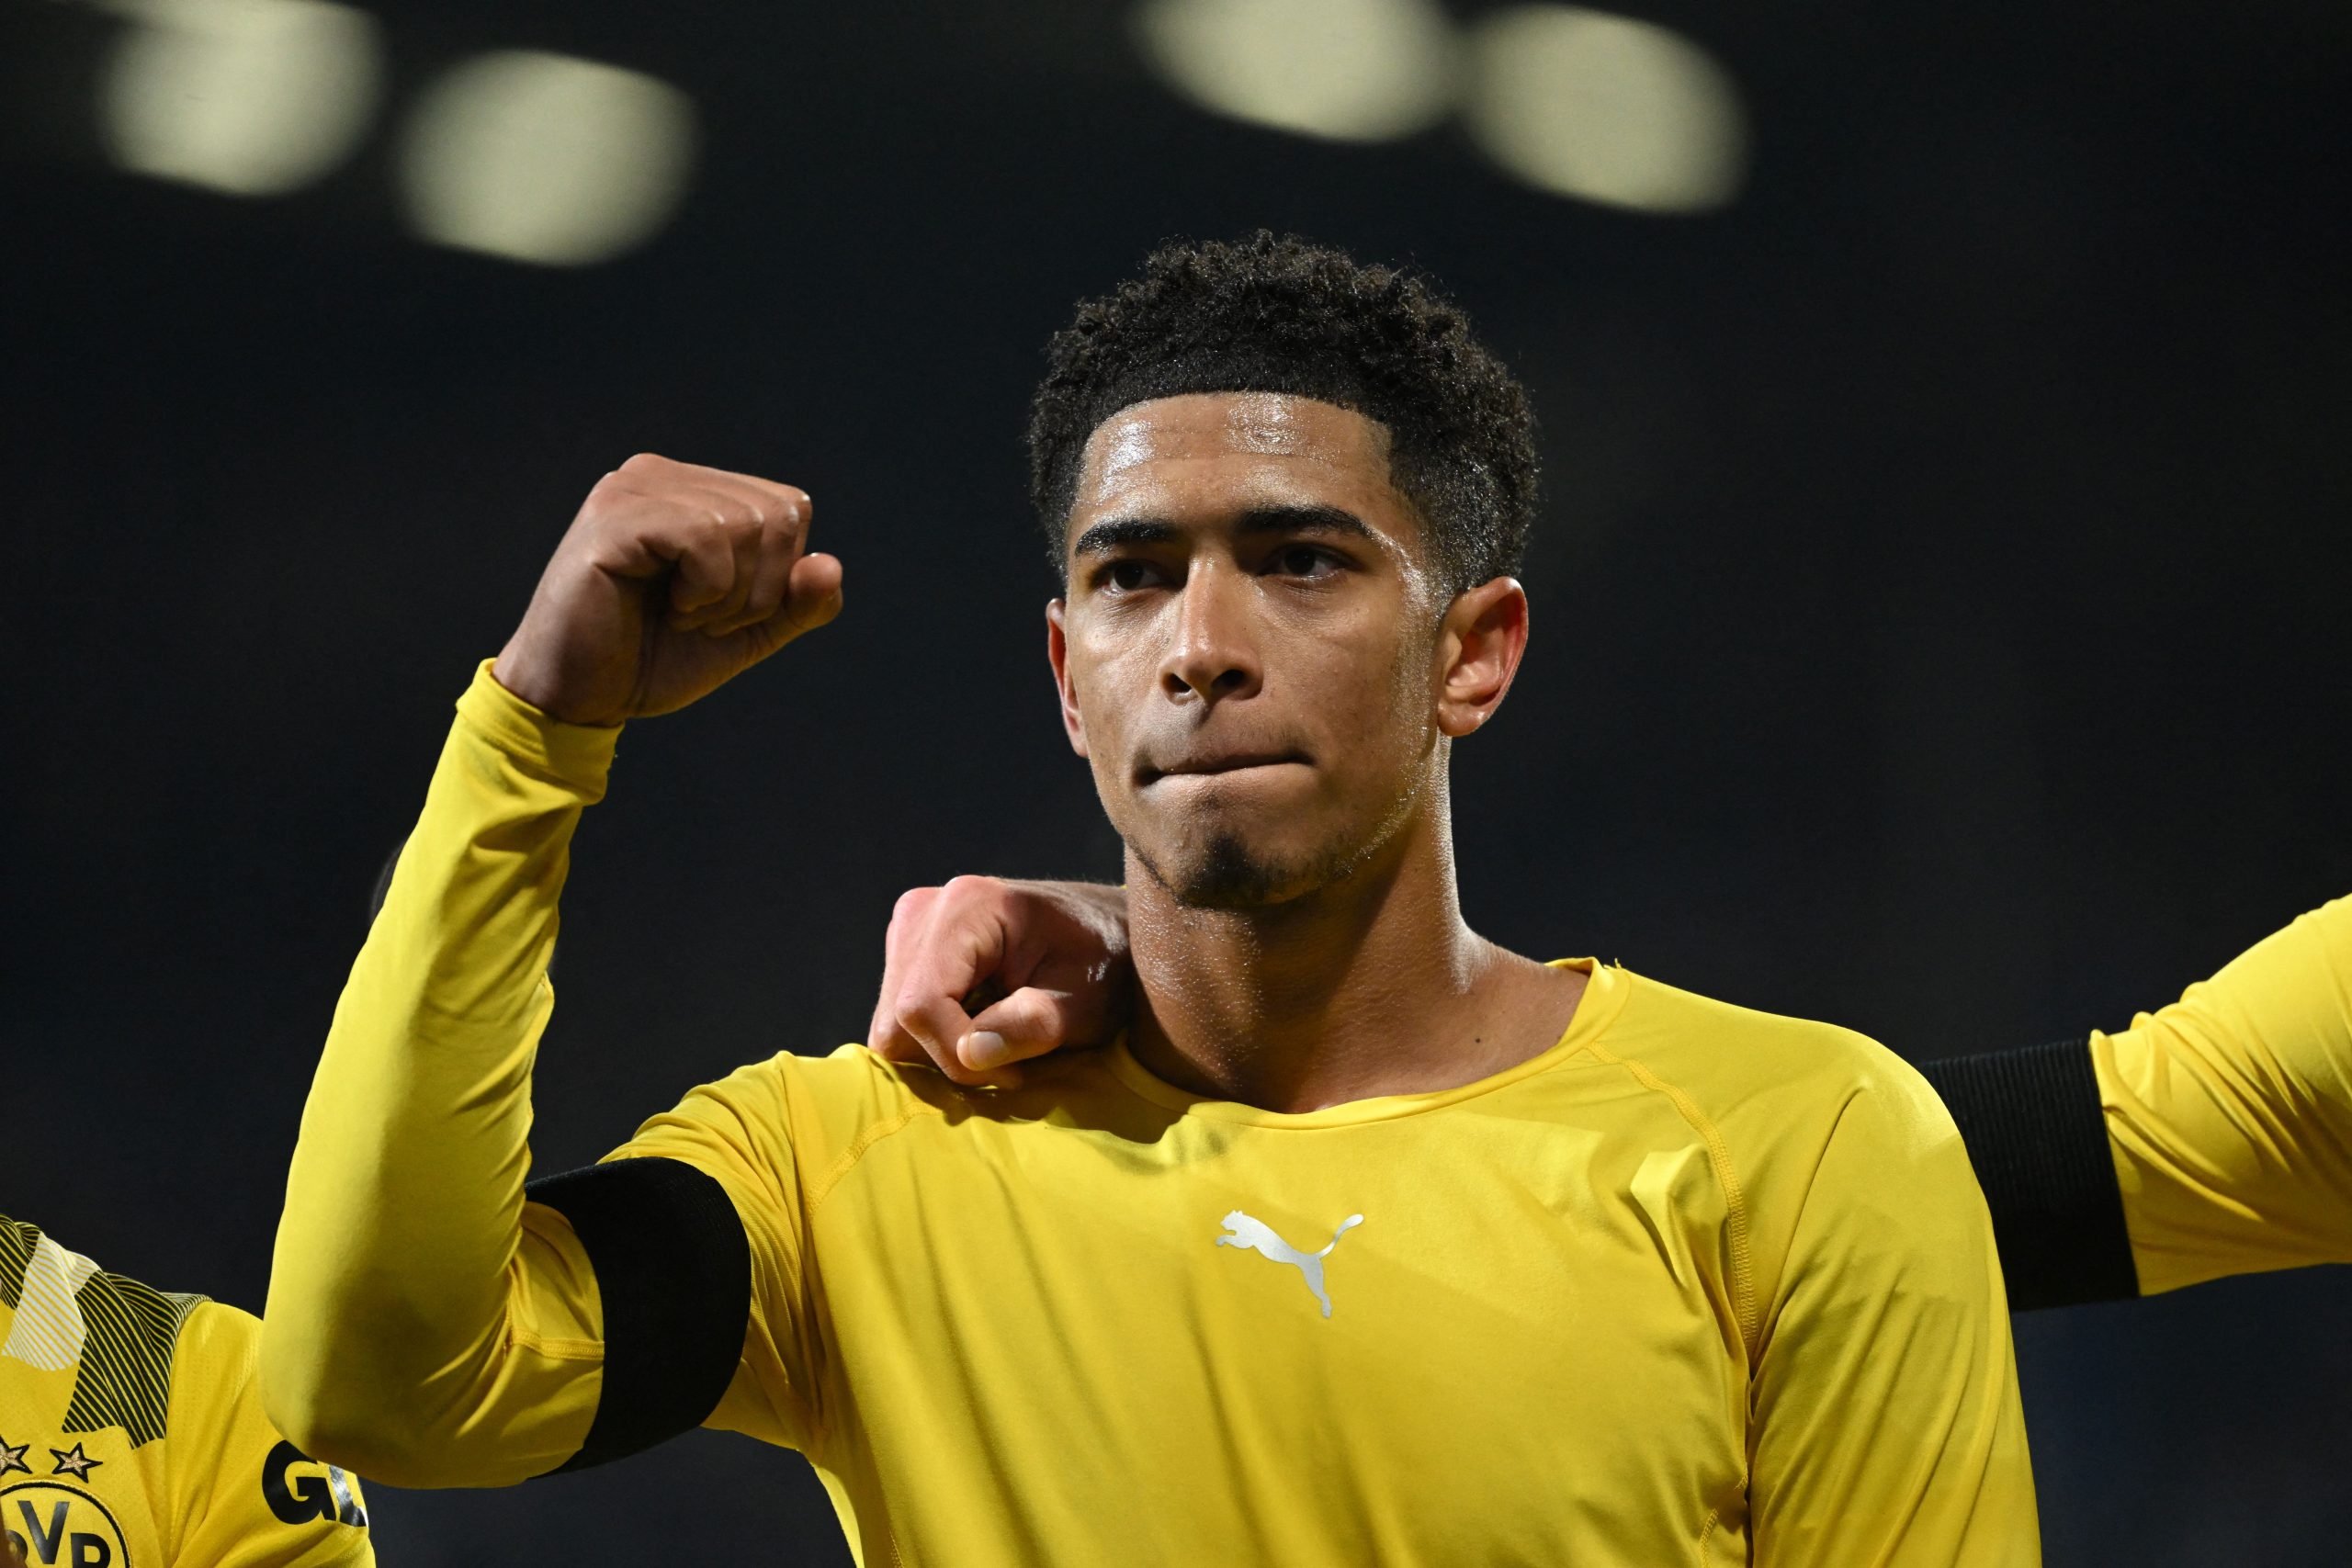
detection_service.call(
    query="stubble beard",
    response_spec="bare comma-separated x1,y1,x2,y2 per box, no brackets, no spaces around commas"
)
1126,767,1430,911
1133,829,1345,910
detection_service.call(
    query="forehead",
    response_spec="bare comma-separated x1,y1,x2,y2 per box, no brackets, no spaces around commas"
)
1069,392,1403,527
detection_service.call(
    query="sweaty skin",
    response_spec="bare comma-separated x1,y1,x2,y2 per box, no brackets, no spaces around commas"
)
873,392,1583,1105
1042,393,1585,1112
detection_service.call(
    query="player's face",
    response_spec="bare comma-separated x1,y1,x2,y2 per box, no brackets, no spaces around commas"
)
1049,392,1452,908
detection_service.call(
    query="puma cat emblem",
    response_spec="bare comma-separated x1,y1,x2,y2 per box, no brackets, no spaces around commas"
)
1214,1211,1364,1318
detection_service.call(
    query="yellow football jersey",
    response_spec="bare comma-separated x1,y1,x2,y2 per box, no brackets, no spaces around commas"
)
2095,895,2352,1294
265,663,2038,1566
0,1220,370,1568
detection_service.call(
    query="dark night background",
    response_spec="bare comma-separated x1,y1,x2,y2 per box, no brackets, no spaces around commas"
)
5,0,2348,1561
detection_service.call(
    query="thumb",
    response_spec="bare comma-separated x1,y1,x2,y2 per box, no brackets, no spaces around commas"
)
761,552,845,649
959,987,1096,1070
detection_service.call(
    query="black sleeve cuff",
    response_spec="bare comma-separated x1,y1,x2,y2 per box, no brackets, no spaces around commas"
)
524,1156,752,1472
1917,1037,2141,1312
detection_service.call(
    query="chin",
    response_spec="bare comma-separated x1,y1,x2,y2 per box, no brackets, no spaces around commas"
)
1113,765,1427,911
1141,829,1362,910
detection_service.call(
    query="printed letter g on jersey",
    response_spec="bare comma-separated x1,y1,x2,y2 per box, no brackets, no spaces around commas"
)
260,1442,368,1529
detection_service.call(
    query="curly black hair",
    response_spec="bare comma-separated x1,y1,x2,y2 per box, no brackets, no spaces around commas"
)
1026,231,1538,593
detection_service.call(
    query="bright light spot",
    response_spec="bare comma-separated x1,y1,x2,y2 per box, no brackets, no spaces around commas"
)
1133,0,1459,143
101,0,383,197
397,51,697,266
1464,6,1747,213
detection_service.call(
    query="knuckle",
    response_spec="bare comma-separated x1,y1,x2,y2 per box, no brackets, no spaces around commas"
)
582,473,633,513
617,452,668,478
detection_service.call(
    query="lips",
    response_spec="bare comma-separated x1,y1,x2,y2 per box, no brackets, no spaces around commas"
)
1138,750,1306,784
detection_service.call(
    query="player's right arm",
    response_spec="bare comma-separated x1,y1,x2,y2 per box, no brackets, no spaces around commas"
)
260,456,842,1487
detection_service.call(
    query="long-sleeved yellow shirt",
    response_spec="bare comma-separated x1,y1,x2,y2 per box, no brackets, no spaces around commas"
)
2095,896,2352,1294
263,664,2039,1566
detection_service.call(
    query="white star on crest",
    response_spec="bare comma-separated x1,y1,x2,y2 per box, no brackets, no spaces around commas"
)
49,1442,102,1481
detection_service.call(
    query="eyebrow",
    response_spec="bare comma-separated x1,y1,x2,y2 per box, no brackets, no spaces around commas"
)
1069,504,1377,560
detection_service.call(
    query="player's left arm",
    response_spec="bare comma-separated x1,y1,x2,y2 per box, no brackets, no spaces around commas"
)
2094,892,2352,1294
1747,1058,2041,1566
165,1304,374,1568
1917,892,2352,1310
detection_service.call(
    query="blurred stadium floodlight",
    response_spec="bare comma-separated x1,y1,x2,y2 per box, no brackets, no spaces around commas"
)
396,51,696,267
99,0,384,197
1463,6,1747,213
1133,0,1459,142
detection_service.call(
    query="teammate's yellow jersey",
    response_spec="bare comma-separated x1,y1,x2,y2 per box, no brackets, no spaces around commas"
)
2095,894,2352,1294
264,664,2039,1566
0,1219,371,1568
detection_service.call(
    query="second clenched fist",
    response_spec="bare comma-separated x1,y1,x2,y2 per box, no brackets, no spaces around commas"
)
492,453,843,726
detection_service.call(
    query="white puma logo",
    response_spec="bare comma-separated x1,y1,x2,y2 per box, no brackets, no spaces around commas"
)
1214,1210,1364,1318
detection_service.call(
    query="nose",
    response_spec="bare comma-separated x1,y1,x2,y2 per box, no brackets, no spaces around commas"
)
1159,562,1262,705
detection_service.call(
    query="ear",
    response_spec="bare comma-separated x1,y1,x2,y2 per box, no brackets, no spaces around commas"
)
1433,576,1530,739
1046,599,1090,759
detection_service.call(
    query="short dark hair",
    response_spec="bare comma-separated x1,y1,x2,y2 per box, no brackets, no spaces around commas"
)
1027,232,1539,593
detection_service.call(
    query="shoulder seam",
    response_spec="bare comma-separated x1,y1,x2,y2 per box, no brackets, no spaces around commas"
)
1584,1042,1759,1358
806,1102,940,1217
790,1088,939,1455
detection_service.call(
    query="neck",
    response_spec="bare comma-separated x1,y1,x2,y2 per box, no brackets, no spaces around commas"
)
1124,799,1575,1113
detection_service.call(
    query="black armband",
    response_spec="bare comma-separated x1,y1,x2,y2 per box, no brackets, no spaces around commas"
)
1918,1037,2140,1311
524,1156,751,1472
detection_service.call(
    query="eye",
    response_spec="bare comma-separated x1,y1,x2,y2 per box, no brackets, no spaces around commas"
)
1270,544,1340,580
1100,558,1163,593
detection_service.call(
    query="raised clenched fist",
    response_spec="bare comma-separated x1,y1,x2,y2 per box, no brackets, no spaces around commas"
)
491,453,843,727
